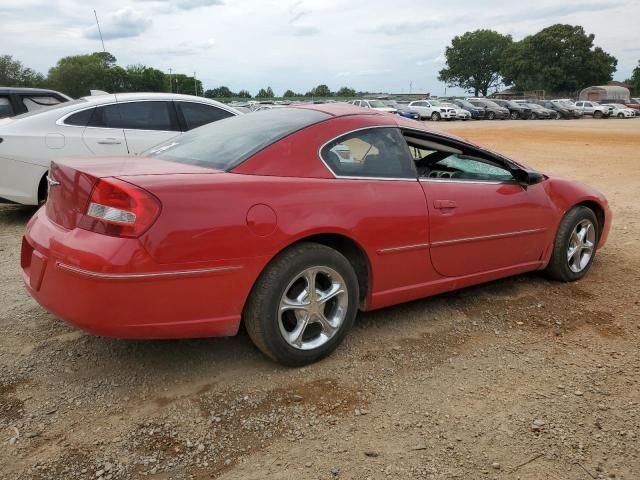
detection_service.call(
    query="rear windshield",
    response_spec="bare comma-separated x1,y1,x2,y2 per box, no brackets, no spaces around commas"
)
148,107,330,170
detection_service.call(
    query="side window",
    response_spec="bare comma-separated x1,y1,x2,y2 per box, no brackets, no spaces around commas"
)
64,108,95,126
21,95,63,112
177,102,234,131
98,101,175,131
353,100,361,107
320,128,415,179
429,154,514,182
0,96,14,118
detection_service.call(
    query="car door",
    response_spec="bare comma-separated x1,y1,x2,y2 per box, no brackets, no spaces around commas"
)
81,104,129,156
117,101,181,154
175,101,235,131
409,101,428,117
413,143,551,277
319,127,433,300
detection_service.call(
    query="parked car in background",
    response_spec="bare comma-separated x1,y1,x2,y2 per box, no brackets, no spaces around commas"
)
407,100,457,121
380,100,420,120
573,101,610,118
0,87,71,119
351,99,398,114
522,103,554,120
448,99,486,119
441,102,471,120
602,104,636,118
534,100,582,119
22,104,611,366
466,98,510,120
624,98,640,115
491,99,531,120
0,93,239,205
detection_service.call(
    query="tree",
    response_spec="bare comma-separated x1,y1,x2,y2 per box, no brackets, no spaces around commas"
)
336,86,356,97
47,52,121,97
125,64,166,92
237,89,252,98
283,89,296,97
204,86,236,98
256,87,274,98
0,55,45,87
307,84,332,97
627,60,640,95
167,73,202,96
501,24,617,95
438,29,513,96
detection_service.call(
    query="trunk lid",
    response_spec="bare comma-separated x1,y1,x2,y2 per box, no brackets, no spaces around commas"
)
46,156,221,229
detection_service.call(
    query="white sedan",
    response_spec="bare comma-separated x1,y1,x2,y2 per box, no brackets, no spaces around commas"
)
0,93,239,205
602,104,636,118
351,99,398,114
441,102,471,120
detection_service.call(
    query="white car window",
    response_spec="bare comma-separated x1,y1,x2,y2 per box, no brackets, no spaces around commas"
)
0,97,14,118
22,96,63,112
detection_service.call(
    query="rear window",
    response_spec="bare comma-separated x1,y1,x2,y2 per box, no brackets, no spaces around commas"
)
148,108,330,171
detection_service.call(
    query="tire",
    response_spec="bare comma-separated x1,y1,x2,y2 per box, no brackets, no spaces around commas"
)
487,111,496,120
554,112,561,120
545,206,599,282
617,112,624,118
244,242,359,366
510,111,520,120
594,110,603,119
530,112,537,120
431,112,441,121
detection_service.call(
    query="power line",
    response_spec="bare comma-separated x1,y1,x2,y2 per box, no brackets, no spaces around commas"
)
93,10,106,53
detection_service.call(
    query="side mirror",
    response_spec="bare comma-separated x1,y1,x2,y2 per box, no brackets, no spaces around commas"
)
513,169,544,185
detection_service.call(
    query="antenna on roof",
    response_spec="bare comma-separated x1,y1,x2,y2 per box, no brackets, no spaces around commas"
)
94,10,106,52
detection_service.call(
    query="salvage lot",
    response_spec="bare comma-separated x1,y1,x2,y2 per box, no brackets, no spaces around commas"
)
1,119,639,479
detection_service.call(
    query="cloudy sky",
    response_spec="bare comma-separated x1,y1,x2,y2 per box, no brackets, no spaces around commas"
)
1,0,638,96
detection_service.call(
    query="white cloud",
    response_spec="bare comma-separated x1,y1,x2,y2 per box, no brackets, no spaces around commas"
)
84,8,152,40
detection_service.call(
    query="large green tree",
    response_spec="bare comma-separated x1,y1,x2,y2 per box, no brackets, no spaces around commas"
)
629,61,640,95
0,55,45,87
167,73,202,96
125,64,166,92
204,86,236,98
438,30,512,96
336,86,356,97
501,24,617,94
256,87,275,98
47,52,120,97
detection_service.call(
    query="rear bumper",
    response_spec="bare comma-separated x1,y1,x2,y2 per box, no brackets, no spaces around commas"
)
21,208,258,339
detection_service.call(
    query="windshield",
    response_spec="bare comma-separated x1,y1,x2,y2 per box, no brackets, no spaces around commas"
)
383,100,399,108
528,104,542,110
368,100,387,108
149,108,330,170
506,101,521,108
457,100,474,108
429,100,443,106
553,100,574,107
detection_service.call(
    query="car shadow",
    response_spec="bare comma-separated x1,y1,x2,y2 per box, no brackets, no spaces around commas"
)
0,204,39,226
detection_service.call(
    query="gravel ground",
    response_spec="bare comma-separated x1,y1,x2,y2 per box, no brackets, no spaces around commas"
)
1,118,639,480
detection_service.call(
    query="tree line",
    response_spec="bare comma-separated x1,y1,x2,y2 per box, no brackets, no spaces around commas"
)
0,53,360,100
438,24,639,97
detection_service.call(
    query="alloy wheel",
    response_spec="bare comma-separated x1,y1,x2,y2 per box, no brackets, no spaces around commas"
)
567,219,596,273
278,266,348,350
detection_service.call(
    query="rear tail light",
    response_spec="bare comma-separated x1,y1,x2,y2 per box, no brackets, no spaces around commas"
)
78,178,161,238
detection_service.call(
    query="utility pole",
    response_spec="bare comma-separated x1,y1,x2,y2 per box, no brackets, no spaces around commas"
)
93,10,106,53
409,80,413,94
168,68,173,93
194,72,197,96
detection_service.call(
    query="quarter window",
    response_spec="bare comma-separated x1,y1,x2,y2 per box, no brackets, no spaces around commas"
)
321,128,416,179
64,108,95,126
177,102,234,130
0,97,13,118
21,95,63,112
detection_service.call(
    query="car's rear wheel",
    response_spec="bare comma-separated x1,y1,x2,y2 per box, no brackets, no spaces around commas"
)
554,112,562,120
431,112,441,121
530,112,537,120
594,110,603,119
510,111,520,120
545,206,599,282
487,111,496,120
244,243,359,366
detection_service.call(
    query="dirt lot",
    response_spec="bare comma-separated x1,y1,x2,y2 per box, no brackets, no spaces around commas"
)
1,118,639,480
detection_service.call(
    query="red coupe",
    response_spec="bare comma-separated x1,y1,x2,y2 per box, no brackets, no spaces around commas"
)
21,104,611,366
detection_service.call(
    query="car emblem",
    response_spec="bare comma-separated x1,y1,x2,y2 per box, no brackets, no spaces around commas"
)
46,175,60,187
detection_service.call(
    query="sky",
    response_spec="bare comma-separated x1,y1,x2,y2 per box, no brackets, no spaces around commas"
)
1,0,638,96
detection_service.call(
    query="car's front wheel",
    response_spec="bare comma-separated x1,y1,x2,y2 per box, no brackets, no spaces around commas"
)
487,111,496,120
545,206,599,282
530,112,537,120
244,243,359,366
431,112,441,121
594,110,603,119
510,111,520,120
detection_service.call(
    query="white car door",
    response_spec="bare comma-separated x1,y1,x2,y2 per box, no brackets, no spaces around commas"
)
409,101,429,118
81,105,128,156
117,101,181,154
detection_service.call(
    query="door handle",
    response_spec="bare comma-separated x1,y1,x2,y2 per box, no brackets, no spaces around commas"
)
433,200,457,210
97,139,122,145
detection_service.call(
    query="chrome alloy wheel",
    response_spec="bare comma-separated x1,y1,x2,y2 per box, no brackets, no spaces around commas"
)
567,219,596,273
278,266,348,350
